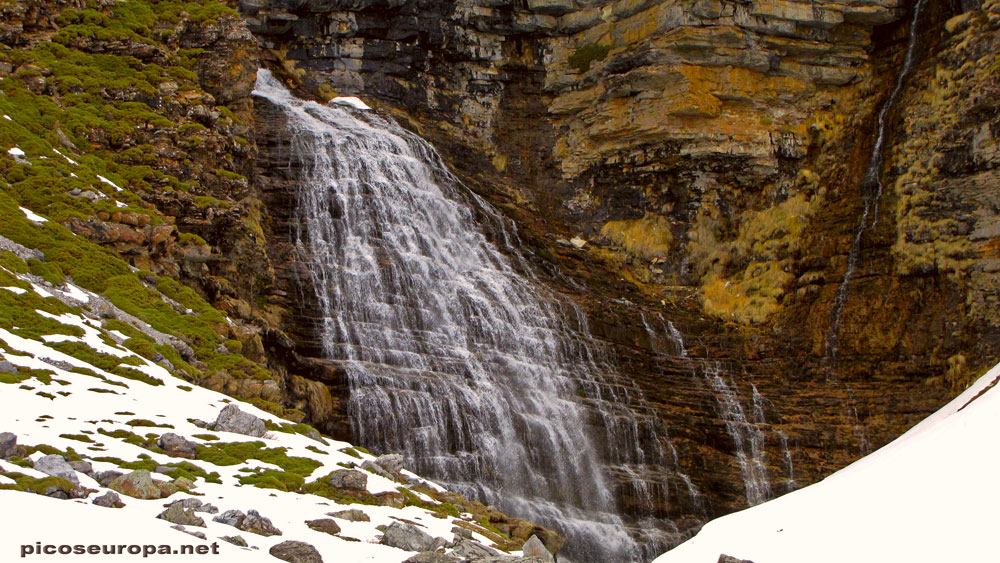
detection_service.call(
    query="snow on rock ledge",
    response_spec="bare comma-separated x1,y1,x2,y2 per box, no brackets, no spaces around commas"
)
653,361,1000,563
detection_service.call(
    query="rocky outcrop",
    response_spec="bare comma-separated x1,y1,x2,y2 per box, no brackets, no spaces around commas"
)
238,0,999,544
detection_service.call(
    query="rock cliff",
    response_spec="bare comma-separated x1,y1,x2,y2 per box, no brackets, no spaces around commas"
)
2,0,998,557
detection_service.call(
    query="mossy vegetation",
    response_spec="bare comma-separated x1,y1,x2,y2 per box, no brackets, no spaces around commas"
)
600,214,674,259
568,43,611,72
195,441,322,477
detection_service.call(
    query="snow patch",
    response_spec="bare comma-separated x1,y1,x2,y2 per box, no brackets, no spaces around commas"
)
19,207,48,223
329,97,372,111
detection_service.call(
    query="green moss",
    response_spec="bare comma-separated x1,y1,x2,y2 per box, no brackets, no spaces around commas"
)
58,433,95,443
238,469,305,492
196,441,322,476
568,43,610,72
126,418,173,428
191,433,218,441
0,471,78,495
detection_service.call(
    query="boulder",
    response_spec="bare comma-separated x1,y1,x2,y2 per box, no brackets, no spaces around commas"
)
94,470,123,487
166,498,218,513
328,469,367,490
158,432,199,458
157,503,206,527
269,540,323,563
0,432,16,459
374,453,404,473
92,491,125,508
305,518,341,535
213,509,282,536
213,404,266,437
451,538,499,558
403,553,460,563
361,459,393,480
0,361,17,375
33,455,79,485
718,556,755,563
68,460,93,475
109,470,161,499
327,509,370,522
380,522,437,552
522,535,554,562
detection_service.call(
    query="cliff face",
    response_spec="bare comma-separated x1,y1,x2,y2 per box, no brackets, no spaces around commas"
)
4,0,997,554
239,0,999,532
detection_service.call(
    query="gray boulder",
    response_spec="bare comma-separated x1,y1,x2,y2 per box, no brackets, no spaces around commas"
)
361,460,394,480
166,497,218,514
718,556,755,563
328,469,367,490
403,553,460,563
269,540,323,563
69,460,93,475
328,509,370,522
0,432,16,459
157,503,206,527
374,453,405,473
33,455,79,484
92,491,124,508
94,470,123,487
380,522,437,552
451,538,499,559
0,361,17,375
213,509,282,536
522,535,553,562
213,404,266,437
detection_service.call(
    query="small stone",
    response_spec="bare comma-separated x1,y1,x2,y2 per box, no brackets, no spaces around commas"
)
220,535,247,547
92,491,124,508
79,190,99,201
522,535,553,562
718,556,755,563
327,509,370,522
269,540,323,563
158,503,206,527
0,432,17,459
154,465,173,474
68,188,82,196
380,522,437,552
213,404,266,437
158,432,198,458
451,526,473,539
328,469,367,490
109,470,161,499
305,518,341,536
0,361,17,375
171,525,207,540
68,460,93,475
33,455,79,485
569,236,587,248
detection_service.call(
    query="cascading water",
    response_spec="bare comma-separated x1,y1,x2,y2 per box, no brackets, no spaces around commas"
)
253,69,676,562
825,0,930,367
704,364,771,506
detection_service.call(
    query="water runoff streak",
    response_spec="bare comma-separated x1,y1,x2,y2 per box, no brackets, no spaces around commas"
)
254,69,674,562
825,0,929,367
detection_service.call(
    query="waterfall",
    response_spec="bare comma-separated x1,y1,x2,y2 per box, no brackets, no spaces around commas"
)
825,0,929,368
704,364,771,506
253,69,677,562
